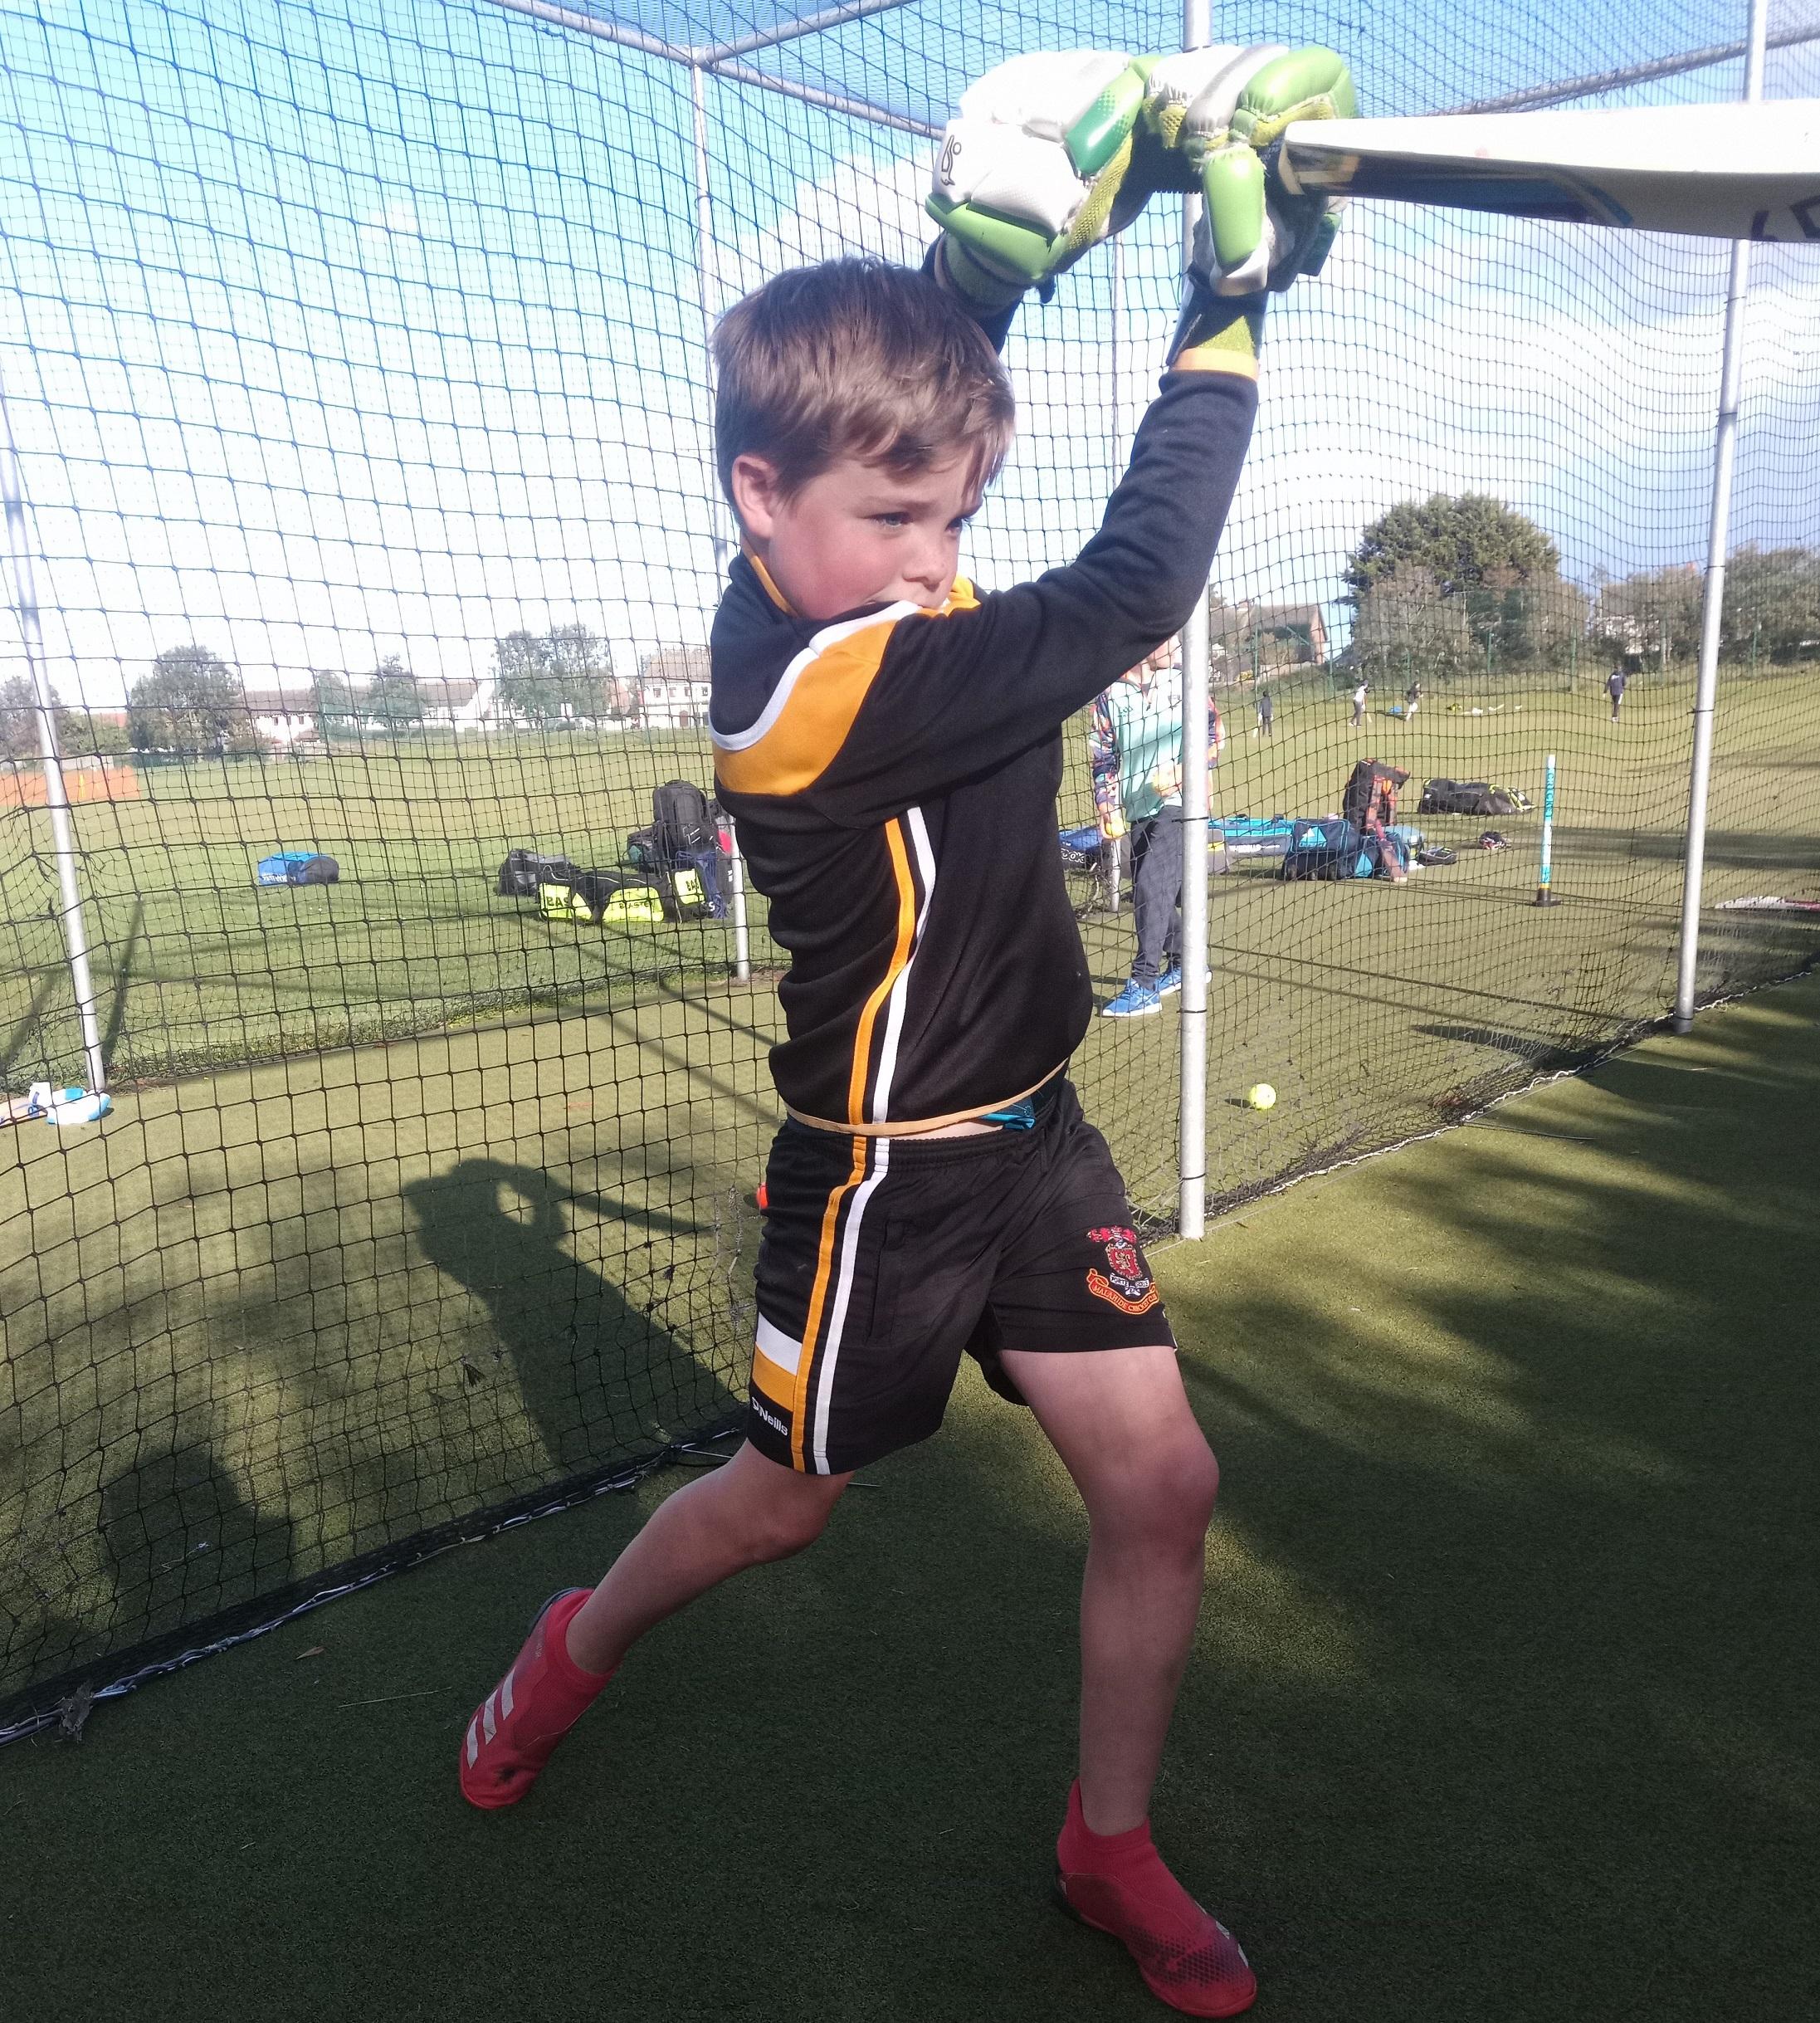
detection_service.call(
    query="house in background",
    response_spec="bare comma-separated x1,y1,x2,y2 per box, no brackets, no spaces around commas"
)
637,646,711,730
1209,603,1329,678
242,691,318,745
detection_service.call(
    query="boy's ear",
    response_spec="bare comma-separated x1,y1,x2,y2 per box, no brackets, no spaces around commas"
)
729,454,783,540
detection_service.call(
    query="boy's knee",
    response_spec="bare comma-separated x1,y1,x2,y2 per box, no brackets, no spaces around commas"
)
741,1474,844,1565
1099,1434,1219,1553
1172,1438,1221,1535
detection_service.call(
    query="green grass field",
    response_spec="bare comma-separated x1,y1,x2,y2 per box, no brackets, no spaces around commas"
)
2,663,1817,1717
2,971,1814,2023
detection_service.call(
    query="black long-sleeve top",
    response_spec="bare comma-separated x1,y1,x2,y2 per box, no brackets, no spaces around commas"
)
710,360,1257,1133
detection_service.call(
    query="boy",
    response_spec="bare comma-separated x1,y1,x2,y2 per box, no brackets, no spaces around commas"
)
1256,682,1274,735
1350,677,1369,727
1607,662,1627,721
1091,643,1226,1019
459,41,1354,2020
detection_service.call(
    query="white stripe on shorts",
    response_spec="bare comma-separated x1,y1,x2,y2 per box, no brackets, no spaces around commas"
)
756,1312,803,1375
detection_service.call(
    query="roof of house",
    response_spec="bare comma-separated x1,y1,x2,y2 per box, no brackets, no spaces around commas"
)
639,646,710,682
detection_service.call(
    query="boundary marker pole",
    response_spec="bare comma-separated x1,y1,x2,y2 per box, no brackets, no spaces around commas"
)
1534,751,1560,905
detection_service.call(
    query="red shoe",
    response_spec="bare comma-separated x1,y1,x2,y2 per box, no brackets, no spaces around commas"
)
1055,1782,1256,2017
458,1588,612,1810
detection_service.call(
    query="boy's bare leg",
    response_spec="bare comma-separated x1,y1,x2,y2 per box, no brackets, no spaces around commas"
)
1000,1345,1219,1835
565,1440,851,1675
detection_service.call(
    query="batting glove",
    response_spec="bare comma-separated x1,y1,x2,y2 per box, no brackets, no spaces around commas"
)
1143,43,1356,295
926,49,1155,312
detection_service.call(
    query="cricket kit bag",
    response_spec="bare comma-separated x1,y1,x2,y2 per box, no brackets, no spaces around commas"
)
637,779,729,920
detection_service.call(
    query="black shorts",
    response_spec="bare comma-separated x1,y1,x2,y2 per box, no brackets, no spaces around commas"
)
747,1079,1173,1475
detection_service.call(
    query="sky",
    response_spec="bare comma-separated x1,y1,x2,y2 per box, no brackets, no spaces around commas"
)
1,0,1817,704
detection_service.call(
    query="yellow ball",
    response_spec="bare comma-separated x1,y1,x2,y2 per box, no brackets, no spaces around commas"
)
1246,1082,1277,1110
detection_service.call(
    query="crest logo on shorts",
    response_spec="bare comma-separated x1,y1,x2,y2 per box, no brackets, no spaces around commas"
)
1086,1225,1159,1316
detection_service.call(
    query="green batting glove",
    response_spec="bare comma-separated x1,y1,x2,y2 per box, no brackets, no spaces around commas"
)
1140,43,1356,294
926,49,1156,312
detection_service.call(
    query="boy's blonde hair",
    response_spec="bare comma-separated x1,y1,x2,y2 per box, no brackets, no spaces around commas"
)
713,258,1015,509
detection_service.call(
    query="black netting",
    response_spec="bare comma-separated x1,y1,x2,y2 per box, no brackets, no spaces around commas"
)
2,0,1817,1735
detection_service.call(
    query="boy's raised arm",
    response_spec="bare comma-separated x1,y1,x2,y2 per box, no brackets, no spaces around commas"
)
778,43,1355,827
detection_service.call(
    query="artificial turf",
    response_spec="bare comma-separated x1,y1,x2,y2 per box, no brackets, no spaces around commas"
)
2,970,1813,2023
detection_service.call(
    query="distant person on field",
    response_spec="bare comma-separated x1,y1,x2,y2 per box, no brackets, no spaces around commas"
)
1350,677,1368,728
1403,677,1422,722
1607,664,1627,721
1089,642,1225,1019
1256,682,1274,736
455,41,1359,2019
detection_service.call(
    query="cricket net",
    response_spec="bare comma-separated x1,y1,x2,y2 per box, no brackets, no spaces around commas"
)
2,0,1817,1734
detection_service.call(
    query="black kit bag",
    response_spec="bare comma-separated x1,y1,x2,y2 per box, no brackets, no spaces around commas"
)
652,779,715,859
497,848,578,897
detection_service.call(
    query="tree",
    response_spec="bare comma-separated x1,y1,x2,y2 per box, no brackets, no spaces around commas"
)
1593,564,1703,665
311,669,360,738
364,655,424,733
128,645,254,753
1350,565,1471,680
1345,495,1581,671
1722,545,1820,662
1592,548,1820,667
56,707,129,755
0,673,51,760
492,623,614,726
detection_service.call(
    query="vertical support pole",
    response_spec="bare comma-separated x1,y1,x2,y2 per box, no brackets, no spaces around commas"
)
1110,234,1123,457
1105,236,1124,925
0,378,108,1092
1533,752,1559,906
1674,0,1765,1035
690,62,750,982
1177,0,1212,1240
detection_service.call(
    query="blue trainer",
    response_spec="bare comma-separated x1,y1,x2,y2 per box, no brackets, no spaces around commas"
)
1156,965,1209,999
1101,979,1163,1019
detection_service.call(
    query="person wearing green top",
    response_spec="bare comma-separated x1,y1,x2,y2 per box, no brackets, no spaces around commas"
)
1090,644,1224,1018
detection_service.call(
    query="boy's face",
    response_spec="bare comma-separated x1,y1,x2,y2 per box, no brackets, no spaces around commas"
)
730,450,983,622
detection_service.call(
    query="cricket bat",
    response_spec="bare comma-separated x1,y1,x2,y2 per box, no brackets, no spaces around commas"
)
1278,98,1820,241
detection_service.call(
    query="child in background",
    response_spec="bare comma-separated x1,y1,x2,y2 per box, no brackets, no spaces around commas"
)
1091,643,1226,1019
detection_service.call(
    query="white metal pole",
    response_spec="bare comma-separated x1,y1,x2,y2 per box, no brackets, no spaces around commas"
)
0,380,108,1093
1673,0,1765,1035
689,63,751,984
1177,0,1212,1239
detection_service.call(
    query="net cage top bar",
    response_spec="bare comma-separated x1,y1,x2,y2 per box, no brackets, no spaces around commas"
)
476,0,1820,139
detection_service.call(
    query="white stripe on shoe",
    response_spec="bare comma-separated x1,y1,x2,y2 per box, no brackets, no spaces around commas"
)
482,1690,498,1742
500,1666,515,1719
466,1717,480,1766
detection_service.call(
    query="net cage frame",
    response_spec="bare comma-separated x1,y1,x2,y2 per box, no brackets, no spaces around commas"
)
2,0,1818,1740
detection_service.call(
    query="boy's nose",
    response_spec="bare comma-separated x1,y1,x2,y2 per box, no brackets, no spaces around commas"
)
905,540,951,596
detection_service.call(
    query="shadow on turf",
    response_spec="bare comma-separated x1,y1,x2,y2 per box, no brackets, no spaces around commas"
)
5,993,1815,2023
403,1157,744,1477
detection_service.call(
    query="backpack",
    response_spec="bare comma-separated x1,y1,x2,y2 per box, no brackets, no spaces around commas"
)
652,779,715,860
